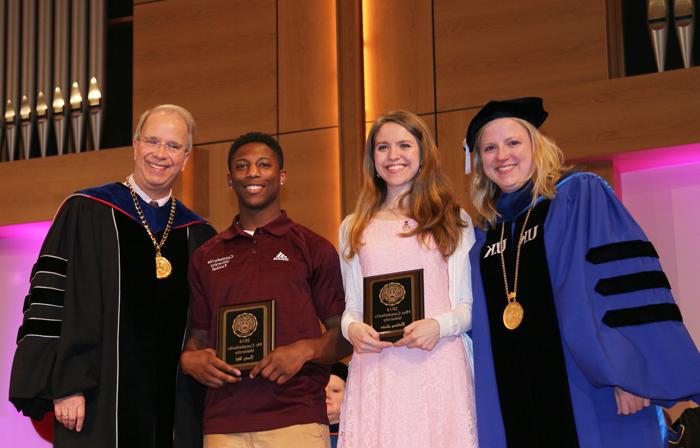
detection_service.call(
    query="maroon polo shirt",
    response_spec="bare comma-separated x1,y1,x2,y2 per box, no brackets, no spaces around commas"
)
189,211,345,434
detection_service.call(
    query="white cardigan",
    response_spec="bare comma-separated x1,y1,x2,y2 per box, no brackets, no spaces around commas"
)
338,210,476,367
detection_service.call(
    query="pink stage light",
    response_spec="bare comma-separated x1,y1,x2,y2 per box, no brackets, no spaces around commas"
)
613,142,700,173
0,221,53,447
615,143,700,350
613,143,700,197
0,221,53,239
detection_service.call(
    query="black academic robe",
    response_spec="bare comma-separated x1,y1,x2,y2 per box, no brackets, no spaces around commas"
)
9,183,215,448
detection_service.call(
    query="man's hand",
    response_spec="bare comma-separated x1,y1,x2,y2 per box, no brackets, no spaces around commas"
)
615,387,651,415
54,393,85,432
247,314,352,385
180,348,241,388
249,342,311,385
347,322,392,354
393,318,440,351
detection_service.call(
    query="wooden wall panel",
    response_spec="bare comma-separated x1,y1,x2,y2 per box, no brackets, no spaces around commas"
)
279,128,341,245
541,68,700,159
133,0,277,144
363,0,434,120
436,110,616,220
191,141,236,232
433,67,700,183
4,0,700,243
0,147,134,226
190,145,211,218
437,109,475,216
0,144,216,228
337,0,366,217
278,0,338,132
434,0,608,111
576,160,613,186
185,128,341,242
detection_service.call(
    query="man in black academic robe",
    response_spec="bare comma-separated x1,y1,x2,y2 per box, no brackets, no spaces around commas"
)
9,105,215,448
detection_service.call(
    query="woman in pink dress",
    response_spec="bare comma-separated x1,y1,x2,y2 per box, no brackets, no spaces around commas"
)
338,110,478,448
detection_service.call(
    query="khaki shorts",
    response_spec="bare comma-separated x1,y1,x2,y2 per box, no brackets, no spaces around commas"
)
204,423,330,448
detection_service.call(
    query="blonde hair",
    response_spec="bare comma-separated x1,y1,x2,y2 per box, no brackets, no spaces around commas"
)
470,118,571,229
133,104,196,151
344,110,466,259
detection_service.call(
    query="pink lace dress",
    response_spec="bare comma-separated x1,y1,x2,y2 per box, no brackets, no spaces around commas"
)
338,218,478,448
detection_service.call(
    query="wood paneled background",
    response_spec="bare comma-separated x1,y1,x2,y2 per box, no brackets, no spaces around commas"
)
2,0,700,246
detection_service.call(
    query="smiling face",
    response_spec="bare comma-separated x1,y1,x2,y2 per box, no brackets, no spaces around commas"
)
373,122,421,197
325,374,346,425
478,118,535,193
132,111,191,199
228,142,286,215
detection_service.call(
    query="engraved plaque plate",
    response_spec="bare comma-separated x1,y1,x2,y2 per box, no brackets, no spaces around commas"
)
363,269,424,342
216,299,275,372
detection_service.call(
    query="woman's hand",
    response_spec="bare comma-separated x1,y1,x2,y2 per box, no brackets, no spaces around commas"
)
348,322,392,353
614,387,650,415
394,318,440,351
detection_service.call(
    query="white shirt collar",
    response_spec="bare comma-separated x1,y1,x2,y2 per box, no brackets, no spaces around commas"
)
126,174,172,207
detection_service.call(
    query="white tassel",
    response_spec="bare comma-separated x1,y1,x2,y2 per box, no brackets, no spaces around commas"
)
463,138,471,174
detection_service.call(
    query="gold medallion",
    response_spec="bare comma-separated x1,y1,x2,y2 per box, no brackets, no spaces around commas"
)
503,301,524,330
232,312,258,338
379,282,406,307
155,255,172,279
126,177,178,280
498,208,533,331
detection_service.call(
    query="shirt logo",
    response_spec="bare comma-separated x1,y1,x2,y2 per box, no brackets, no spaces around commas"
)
483,225,539,259
207,254,234,271
520,225,539,245
273,251,289,262
483,240,506,258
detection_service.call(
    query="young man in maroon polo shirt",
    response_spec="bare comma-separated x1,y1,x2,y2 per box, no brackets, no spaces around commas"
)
181,132,351,448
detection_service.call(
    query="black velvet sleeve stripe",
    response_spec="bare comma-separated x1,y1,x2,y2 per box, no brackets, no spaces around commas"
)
29,287,65,307
595,271,670,296
586,240,658,264
17,319,62,342
602,303,683,327
34,255,68,276
22,295,31,313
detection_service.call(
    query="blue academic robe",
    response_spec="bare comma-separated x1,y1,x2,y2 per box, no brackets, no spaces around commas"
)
471,172,700,448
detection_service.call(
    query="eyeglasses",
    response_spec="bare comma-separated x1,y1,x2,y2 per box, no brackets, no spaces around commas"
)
138,137,186,153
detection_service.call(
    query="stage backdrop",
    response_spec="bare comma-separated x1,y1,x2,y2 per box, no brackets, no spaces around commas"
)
617,143,700,348
0,222,53,448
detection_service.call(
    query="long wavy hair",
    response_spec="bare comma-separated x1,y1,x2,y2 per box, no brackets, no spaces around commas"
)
470,118,571,229
344,110,467,259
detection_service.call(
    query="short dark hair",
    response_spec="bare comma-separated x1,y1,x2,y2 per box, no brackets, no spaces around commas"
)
228,132,284,170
